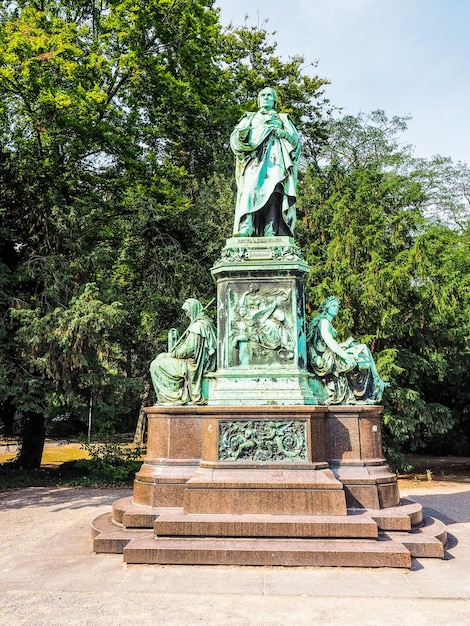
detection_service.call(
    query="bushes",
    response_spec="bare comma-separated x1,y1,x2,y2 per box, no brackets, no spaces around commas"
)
70,442,146,486
0,441,146,488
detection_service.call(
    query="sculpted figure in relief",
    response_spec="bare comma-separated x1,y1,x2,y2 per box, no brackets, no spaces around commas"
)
231,286,295,365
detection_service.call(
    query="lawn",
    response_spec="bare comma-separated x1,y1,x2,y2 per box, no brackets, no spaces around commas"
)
0,439,146,490
0,440,90,465
1,439,469,490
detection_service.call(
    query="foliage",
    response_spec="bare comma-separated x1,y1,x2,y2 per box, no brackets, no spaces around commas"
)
69,441,146,485
1,4,469,473
0,441,146,487
297,111,470,467
0,1,333,468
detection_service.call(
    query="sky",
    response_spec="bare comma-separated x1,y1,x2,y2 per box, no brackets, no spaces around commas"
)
216,0,470,164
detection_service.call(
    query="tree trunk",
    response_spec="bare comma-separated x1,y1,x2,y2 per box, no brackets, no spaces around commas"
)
16,411,46,469
133,379,152,445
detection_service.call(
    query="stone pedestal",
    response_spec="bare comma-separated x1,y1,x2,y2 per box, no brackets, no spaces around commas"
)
209,237,316,405
183,406,346,516
92,237,446,567
131,404,398,513
324,406,399,509
92,404,446,567
133,407,203,508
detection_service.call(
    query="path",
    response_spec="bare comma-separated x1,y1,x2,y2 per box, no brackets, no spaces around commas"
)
0,483,469,624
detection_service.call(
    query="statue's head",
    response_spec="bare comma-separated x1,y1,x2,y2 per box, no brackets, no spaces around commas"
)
318,296,340,317
182,298,202,321
257,87,277,111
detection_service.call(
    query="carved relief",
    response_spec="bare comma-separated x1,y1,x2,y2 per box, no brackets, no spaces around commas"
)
214,242,304,267
229,285,295,367
271,244,304,261
218,420,308,461
217,247,249,265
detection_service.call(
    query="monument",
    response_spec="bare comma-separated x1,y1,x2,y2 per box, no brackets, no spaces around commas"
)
92,88,447,567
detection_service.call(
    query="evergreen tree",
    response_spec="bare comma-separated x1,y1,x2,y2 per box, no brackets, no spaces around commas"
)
297,112,470,465
0,2,332,467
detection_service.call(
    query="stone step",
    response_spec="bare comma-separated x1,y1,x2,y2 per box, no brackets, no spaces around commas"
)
384,515,447,558
420,513,448,544
154,510,378,539
112,496,181,528
92,512,154,553
123,536,411,568
111,496,424,532
350,498,423,531
93,507,445,565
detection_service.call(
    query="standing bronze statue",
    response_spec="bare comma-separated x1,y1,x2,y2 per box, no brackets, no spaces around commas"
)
230,87,301,237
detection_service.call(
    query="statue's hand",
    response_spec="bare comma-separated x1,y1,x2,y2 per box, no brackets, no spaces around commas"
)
274,128,288,139
342,353,357,368
274,128,298,147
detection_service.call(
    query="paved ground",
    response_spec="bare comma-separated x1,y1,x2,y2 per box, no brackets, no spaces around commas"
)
0,483,469,625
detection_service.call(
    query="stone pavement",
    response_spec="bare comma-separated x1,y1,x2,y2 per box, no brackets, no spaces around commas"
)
0,483,469,625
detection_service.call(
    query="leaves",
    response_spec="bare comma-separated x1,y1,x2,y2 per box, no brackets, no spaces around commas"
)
1,3,469,471
298,111,470,465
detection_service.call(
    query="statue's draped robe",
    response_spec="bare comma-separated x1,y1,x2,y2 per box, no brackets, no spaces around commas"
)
150,309,217,405
251,299,294,356
230,111,300,236
307,318,381,404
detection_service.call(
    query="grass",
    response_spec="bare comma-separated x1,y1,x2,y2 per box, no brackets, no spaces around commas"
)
2,440,470,491
0,439,145,490
0,441,90,465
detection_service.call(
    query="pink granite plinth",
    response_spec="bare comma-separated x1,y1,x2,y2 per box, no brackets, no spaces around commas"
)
324,406,400,509
92,404,446,567
133,407,203,506
183,467,346,515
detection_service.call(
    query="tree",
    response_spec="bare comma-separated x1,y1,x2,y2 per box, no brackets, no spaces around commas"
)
297,111,470,466
0,0,225,466
0,2,334,467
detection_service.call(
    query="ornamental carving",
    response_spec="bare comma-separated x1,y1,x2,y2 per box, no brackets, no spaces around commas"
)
218,419,308,461
214,243,305,267
217,247,249,265
271,244,304,261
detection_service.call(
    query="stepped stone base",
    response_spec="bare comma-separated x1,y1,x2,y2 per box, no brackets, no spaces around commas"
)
92,404,447,568
183,467,346,515
92,496,446,567
123,537,411,568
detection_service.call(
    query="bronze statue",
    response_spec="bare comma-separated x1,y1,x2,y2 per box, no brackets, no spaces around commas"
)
307,296,388,404
230,87,301,237
150,298,217,405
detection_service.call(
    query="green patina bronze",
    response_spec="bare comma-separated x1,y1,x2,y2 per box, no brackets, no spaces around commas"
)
149,92,388,410
213,238,304,268
231,87,301,237
150,298,217,405
209,237,316,406
307,296,389,405
218,419,308,461
230,285,295,367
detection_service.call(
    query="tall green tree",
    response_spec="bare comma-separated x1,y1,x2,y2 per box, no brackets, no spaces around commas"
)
0,0,224,466
297,111,470,465
0,2,333,467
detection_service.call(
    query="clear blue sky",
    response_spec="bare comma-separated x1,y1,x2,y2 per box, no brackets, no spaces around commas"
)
216,0,470,164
